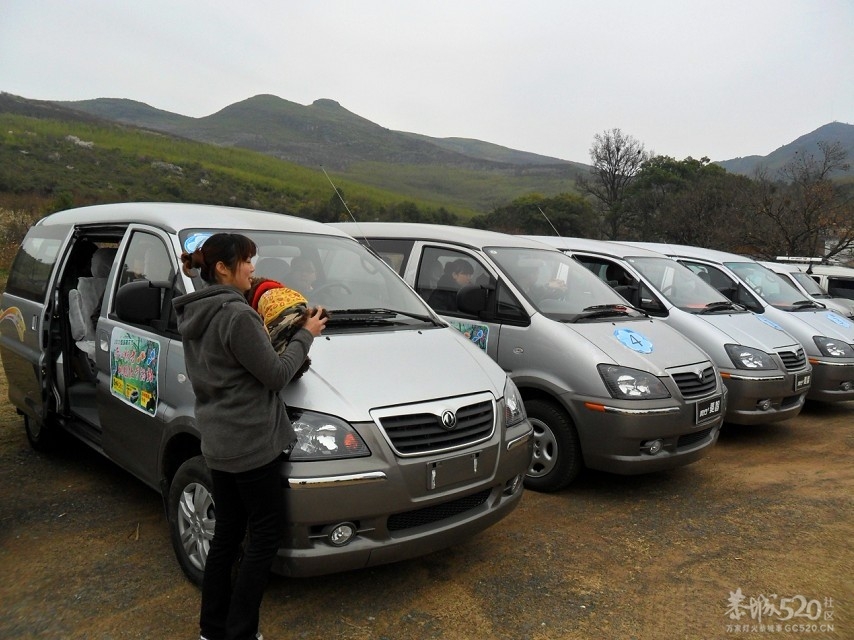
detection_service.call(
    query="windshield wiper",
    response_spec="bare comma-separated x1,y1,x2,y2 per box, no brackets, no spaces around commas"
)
792,299,822,310
572,304,636,321
328,308,438,325
698,300,743,313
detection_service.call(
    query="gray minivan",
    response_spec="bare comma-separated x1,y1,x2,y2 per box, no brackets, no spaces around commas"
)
629,242,854,403
527,237,811,425
0,203,533,584
759,261,854,318
332,223,726,492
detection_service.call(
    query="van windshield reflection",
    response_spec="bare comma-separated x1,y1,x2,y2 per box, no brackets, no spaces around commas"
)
181,229,436,325
487,246,633,318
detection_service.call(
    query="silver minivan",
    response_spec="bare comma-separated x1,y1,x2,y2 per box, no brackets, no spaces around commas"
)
333,223,725,492
759,261,854,319
629,242,854,403
527,237,811,425
0,203,533,584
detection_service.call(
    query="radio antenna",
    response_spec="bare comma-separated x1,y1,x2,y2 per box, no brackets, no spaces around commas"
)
320,165,374,251
321,165,359,225
537,205,562,237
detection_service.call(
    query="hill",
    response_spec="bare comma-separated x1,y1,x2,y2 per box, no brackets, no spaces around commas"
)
716,121,854,177
0,92,469,222
55,94,589,211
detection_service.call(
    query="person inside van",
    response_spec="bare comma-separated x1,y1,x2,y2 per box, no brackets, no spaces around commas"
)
173,233,327,640
428,259,474,312
287,255,318,294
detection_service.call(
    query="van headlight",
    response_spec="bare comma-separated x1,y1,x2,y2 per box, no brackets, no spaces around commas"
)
288,411,371,460
813,336,854,358
503,377,527,427
598,364,671,400
725,344,777,370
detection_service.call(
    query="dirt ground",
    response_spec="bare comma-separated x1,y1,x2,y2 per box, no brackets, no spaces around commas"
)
0,360,851,640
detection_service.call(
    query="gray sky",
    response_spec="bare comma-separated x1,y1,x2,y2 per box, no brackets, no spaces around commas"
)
2,0,852,164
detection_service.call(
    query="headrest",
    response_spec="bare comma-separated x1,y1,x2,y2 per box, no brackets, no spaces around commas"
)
91,248,118,278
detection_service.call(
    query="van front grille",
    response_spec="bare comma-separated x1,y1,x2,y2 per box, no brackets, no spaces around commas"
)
671,366,717,399
387,489,491,531
778,348,806,371
677,427,714,449
377,400,494,456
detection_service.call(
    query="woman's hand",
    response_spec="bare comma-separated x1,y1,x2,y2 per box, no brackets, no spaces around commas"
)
304,307,328,337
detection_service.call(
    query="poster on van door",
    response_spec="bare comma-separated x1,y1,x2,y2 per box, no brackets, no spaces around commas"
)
110,328,160,416
450,321,489,351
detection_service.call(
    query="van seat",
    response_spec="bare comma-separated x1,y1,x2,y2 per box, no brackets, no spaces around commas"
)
69,248,117,357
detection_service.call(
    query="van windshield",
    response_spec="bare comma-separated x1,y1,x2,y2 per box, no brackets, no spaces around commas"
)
487,246,638,319
790,271,830,298
627,256,736,312
725,261,813,309
180,229,437,327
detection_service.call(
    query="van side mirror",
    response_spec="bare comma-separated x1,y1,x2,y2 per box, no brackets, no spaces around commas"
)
115,280,168,325
457,284,489,315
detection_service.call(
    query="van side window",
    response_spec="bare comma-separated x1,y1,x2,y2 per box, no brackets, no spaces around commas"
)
356,238,412,275
115,232,177,333
119,232,175,287
417,247,489,315
5,228,66,301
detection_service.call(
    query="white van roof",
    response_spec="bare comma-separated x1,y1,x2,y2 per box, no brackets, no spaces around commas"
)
526,236,668,260
37,202,352,238
331,222,563,252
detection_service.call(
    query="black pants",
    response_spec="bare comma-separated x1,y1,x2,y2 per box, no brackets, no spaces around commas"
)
200,458,285,640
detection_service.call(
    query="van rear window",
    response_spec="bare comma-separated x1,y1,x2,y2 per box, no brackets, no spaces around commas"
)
5,230,66,301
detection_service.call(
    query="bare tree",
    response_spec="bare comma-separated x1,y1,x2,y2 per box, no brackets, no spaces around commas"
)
576,128,649,239
746,141,853,260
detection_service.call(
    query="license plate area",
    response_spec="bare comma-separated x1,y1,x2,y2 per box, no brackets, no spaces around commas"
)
427,451,483,490
794,371,811,392
695,395,722,424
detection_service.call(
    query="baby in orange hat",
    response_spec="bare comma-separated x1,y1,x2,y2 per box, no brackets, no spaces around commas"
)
246,277,329,380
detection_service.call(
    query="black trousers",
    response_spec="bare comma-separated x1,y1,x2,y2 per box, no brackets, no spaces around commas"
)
200,457,285,640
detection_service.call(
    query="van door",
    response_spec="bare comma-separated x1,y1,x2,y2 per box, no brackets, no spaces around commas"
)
97,228,183,488
0,225,68,432
408,244,528,364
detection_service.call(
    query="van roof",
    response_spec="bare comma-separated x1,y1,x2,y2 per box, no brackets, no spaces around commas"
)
622,241,754,264
331,222,562,252
524,236,668,260
36,202,351,238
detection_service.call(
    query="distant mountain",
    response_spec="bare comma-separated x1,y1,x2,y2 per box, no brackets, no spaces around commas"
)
56,94,584,170
716,122,854,177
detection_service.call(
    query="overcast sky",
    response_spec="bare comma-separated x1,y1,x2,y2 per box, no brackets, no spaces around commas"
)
2,0,852,164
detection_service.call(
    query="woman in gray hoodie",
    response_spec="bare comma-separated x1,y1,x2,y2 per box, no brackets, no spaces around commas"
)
173,233,327,640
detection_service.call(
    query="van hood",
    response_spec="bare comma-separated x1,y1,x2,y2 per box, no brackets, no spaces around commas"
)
280,327,505,422
568,318,711,374
696,312,799,351
786,309,854,341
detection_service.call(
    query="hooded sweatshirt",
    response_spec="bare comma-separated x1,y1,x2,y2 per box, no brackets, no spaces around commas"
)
173,284,314,473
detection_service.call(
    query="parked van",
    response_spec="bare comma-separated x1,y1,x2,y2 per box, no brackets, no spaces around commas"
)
332,223,725,492
759,261,854,319
627,243,854,402
0,203,533,584
803,264,854,301
527,237,811,425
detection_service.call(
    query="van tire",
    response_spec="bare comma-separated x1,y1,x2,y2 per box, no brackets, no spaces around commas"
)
167,455,215,587
24,412,58,452
523,399,582,492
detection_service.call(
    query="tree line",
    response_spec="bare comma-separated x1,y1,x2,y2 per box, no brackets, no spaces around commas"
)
2,125,852,267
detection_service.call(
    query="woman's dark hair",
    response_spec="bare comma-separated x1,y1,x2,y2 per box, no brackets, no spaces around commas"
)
180,233,257,284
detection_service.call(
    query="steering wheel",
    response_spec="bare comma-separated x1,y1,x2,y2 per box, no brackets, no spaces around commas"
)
310,281,352,303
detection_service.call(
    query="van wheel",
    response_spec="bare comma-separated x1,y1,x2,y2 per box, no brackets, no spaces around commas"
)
24,411,58,451
523,399,582,492
167,455,215,586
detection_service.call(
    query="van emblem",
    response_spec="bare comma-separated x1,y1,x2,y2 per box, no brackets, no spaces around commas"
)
440,410,457,430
